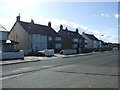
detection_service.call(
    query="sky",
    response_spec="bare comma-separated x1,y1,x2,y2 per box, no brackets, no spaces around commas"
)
0,0,119,43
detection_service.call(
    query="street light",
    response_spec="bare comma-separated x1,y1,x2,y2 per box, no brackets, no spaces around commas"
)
99,35,104,52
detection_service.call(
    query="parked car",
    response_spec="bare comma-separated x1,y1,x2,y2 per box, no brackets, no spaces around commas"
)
28,50,45,56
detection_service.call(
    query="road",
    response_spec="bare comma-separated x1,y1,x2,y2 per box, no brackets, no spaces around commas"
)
1,50,119,88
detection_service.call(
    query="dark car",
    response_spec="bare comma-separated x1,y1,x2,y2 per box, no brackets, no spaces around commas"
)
28,50,45,56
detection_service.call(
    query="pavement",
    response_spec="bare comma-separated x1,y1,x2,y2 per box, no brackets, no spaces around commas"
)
0,52,101,66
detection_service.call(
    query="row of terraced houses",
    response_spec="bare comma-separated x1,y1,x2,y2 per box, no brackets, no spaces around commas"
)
1,15,113,54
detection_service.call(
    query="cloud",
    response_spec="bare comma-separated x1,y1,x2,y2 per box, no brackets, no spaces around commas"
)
100,13,110,17
114,14,120,19
102,35,118,43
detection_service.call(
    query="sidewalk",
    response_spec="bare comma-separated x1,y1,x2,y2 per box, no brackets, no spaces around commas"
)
0,52,100,66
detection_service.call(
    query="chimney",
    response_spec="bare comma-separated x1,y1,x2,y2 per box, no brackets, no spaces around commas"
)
60,25,63,30
76,28,78,33
16,13,20,21
31,19,34,24
48,21,51,27
65,27,68,30
82,32,85,34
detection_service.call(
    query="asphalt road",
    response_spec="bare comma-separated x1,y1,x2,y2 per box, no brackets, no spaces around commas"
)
1,50,119,88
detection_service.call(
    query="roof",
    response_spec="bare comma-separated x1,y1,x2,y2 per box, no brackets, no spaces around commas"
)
84,33,99,41
19,21,60,37
61,29,85,40
0,24,7,31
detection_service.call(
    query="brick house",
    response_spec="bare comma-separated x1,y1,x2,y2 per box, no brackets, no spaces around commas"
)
8,15,62,52
58,25,86,53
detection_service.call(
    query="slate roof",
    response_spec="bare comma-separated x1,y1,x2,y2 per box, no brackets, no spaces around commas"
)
62,29,85,40
0,24,7,31
84,33,99,41
19,21,60,37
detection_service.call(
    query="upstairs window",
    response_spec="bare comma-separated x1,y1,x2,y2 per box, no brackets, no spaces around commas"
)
79,39,82,42
93,40,97,44
32,34,40,39
85,40,87,43
73,38,78,42
48,36,52,41
55,37,61,41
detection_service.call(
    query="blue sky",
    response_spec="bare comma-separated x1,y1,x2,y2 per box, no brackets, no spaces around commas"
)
0,0,119,43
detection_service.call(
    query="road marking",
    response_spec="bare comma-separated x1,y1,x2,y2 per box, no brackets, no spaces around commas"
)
43,65,53,68
0,74,23,80
13,70,20,72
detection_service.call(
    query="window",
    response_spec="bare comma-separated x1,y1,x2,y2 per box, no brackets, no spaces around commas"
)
55,44,61,49
85,45,87,48
32,43,40,50
55,37,61,41
32,43,47,50
85,40,87,43
73,38,78,42
48,36,52,41
68,32,70,35
72,44,78,48
32,34,40,39
93,40,97,43
79,39,82,42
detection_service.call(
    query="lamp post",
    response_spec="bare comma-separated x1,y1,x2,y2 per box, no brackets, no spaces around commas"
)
99,35,104,52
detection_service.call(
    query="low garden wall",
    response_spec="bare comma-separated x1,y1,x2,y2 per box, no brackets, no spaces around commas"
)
44,49,54,56
62,49,77,55
0,50,24,60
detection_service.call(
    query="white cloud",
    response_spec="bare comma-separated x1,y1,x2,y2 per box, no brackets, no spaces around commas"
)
100,13,110,17
103,35,118,43
101,13,104,16
114,14,120,19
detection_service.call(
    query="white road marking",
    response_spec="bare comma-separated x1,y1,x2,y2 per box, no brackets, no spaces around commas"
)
43,65,53,68
12,70,20,72
0,74,23,80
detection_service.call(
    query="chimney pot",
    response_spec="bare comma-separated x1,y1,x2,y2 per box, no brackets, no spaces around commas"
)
48,21,51,27
16,14,20,21
60,25,63,30
76,28,78,33
31,19,34,24
65,27,68,30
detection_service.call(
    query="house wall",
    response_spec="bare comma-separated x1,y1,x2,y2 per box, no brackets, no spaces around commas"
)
47,37,55,49
47,36,62,50
31,34,47,50
0,43,2,51
93,40,99,48
0,31,11,52
8,22,30,50
82,34,92,48
58,30,71,49
0,31,8,40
